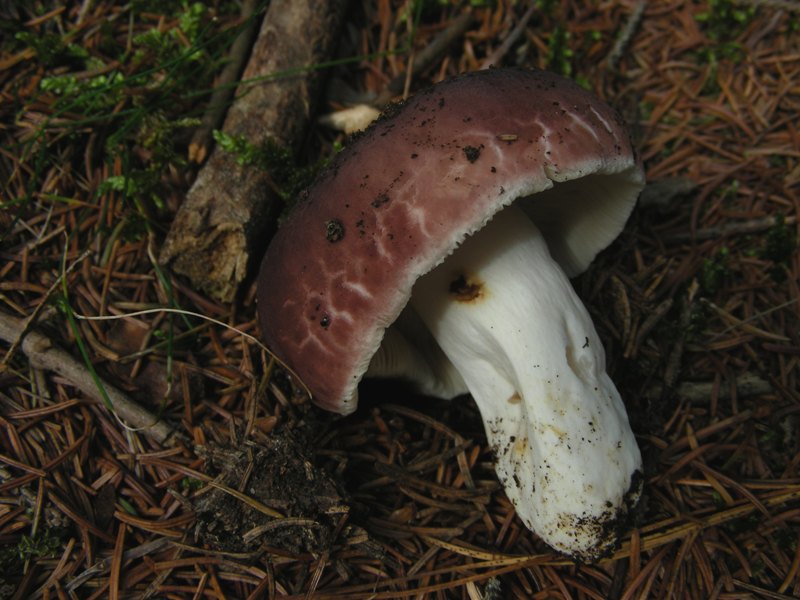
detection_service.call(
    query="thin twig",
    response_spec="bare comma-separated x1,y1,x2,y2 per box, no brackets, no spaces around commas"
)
375,12,475,106
644,372,773,402
0,309,183,446
480,4,537,69
662,214,797,244
188,0,261,164
661,280,699,400
606,1,647,71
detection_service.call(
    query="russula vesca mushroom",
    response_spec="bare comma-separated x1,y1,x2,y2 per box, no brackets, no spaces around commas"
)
257,68,645,562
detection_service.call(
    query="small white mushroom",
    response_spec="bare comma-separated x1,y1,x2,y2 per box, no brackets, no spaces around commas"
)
318,104,382,134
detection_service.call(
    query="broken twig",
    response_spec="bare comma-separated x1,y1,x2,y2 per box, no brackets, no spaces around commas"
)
0,309,183,446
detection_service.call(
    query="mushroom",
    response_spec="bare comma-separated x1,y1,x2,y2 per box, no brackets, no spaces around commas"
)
257,68,645,562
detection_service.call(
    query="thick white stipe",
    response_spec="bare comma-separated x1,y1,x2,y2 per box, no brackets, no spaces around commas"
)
408,204,641,561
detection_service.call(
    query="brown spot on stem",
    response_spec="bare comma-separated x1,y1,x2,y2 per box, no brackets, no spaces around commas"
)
508,393,522,405
448,273,485,302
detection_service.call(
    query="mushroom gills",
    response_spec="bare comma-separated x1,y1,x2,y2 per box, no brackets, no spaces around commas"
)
367,307,469,400
403,203,642,562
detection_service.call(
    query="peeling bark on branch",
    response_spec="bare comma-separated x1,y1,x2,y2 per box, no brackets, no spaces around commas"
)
160,0,349,302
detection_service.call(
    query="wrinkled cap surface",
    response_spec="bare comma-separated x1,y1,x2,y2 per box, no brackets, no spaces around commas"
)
257,68,645,413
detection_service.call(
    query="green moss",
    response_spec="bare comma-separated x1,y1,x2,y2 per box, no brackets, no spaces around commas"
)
693,0,758,92
212,131,332,204
181,477,205,492
14,31,87,68
695,0,757,42
98,113,199,232
0,529,66,572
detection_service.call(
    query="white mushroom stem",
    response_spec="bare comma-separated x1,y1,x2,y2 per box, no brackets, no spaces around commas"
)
408,204,642,561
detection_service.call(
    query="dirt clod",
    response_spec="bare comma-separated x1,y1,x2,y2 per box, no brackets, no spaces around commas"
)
194,430,348,555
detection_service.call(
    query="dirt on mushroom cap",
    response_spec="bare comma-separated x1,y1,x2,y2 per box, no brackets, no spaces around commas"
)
258,68,644,414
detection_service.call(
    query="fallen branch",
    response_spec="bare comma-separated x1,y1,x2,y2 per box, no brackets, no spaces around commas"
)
644,372,773,403
662,214,797,245
0,309,183,446
160,0,350,302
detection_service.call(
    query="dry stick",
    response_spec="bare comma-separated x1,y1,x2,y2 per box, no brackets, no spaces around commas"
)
637,177,699,213
661,281,699,398
480,3,537,69
374,11,475,107
1,248,90,368
160,0,351,303
188,0,260,164
65,538,172,593
606,1,647,71
0,309,182,446
644,372,772,403
662,214,797,244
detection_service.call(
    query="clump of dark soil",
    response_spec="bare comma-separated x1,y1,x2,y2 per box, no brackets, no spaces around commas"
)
193,429,348,555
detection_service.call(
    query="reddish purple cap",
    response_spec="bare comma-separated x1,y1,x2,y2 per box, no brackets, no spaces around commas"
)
258,68,644,413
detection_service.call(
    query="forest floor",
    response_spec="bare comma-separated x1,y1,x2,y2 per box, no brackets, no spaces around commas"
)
1,1,798,598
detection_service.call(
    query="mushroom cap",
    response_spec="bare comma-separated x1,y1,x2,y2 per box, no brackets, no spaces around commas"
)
257,68,645,414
